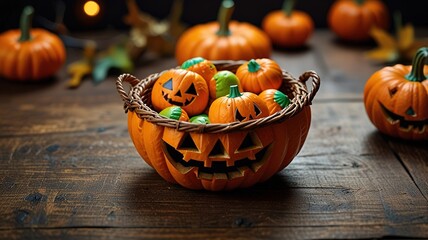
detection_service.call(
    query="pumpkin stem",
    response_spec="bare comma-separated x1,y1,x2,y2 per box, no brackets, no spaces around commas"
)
247,59,261,73
216,0,234,36
405,47,428,82
181,57,205,69
354,0,365,5
274,90,290,108
228,85,242,98
282,0,295,17
19,6,34,42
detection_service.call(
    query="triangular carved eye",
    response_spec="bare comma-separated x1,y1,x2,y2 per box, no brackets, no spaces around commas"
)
185,83,197,95
406,107,416,116
389,87,398,97
253,103,261,116
163,78,173,90
236,132,262,153
177,133,198,151
209,140,226,157
235,109,246,122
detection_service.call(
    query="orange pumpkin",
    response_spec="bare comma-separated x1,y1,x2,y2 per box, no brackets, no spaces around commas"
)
262,0,314,48
259,89,290,115
364,47,428,140
236,58,283,94
209,85,269,123
328,0,389,42
175,0,271,64
117,63,320,191
0,6,66,80
151,69,209,116
181,57,217,83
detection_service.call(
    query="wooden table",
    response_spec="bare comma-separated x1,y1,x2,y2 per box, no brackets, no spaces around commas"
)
1,30,427,239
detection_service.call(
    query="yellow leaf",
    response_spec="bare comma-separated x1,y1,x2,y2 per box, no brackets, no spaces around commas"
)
370,27,397,49
365,48,399,62
397,24,414,51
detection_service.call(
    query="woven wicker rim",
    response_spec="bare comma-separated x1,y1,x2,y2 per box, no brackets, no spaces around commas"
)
116,60,320,134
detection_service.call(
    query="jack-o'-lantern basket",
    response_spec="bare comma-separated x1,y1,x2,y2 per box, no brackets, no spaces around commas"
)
116,61,320,191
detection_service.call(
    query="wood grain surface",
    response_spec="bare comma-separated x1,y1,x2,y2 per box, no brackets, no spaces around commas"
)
0,30,427,240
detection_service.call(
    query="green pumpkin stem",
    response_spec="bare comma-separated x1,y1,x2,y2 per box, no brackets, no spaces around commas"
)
274,90,290,108
247,59,261,73
354,0,365,5
405,47,428,82
228,85,242,98
19,6,34,42
282,0,295,17
216,0,234,36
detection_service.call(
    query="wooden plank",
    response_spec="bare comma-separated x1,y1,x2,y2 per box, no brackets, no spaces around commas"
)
1,102,427,239
387,140,428,200
2,224,428,240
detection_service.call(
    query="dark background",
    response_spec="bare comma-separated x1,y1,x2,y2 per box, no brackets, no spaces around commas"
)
0,0,427,33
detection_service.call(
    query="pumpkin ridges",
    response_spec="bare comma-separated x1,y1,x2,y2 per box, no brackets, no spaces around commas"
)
143,122,177,184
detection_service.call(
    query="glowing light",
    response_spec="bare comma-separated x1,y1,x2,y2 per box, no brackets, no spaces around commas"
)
83,1,100,17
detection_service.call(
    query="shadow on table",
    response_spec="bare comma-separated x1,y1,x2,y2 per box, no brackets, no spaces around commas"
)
126,172,304,228
0,76,59,96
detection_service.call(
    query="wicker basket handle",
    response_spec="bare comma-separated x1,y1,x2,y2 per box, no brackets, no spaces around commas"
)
116,73,141,109
298,70,320,105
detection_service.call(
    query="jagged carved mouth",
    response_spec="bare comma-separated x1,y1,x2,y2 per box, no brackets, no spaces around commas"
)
379,102,427,133
162,140,272,180
162,91,195,106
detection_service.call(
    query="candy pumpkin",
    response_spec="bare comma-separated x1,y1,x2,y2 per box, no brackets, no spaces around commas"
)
236,59,283,94
209,85,269,123
262,0,314,48
364,47,428,140
259,89,290,115
175,0,271,64
0,6,66,80
181,57,217,83
209,70,242,99
151,69,209,116
328,0,389,42
159,106,189,121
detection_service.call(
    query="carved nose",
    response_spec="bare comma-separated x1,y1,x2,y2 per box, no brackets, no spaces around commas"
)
175,91,182,97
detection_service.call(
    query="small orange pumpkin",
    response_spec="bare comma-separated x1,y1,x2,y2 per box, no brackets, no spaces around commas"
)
175,0,271,64
259,89,290,115
151,69,209,116
262,0,314,48
0,6,66,80
328,0,389,42
364,47,428,140
209,85,269,123
181,57,217,83
236,58,283,94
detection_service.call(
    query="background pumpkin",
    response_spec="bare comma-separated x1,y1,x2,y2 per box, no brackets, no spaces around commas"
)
209,85,269,123
236,58,283,94
175,0,271,65
364,47,428,140
262,0,314,48
0,6,66,80
328,0,389,42
151,69,209,116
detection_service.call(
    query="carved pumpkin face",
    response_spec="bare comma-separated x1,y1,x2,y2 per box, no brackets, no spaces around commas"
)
364,51,428,140
209,85,269,123
152,69,209,116
162,128,274,182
